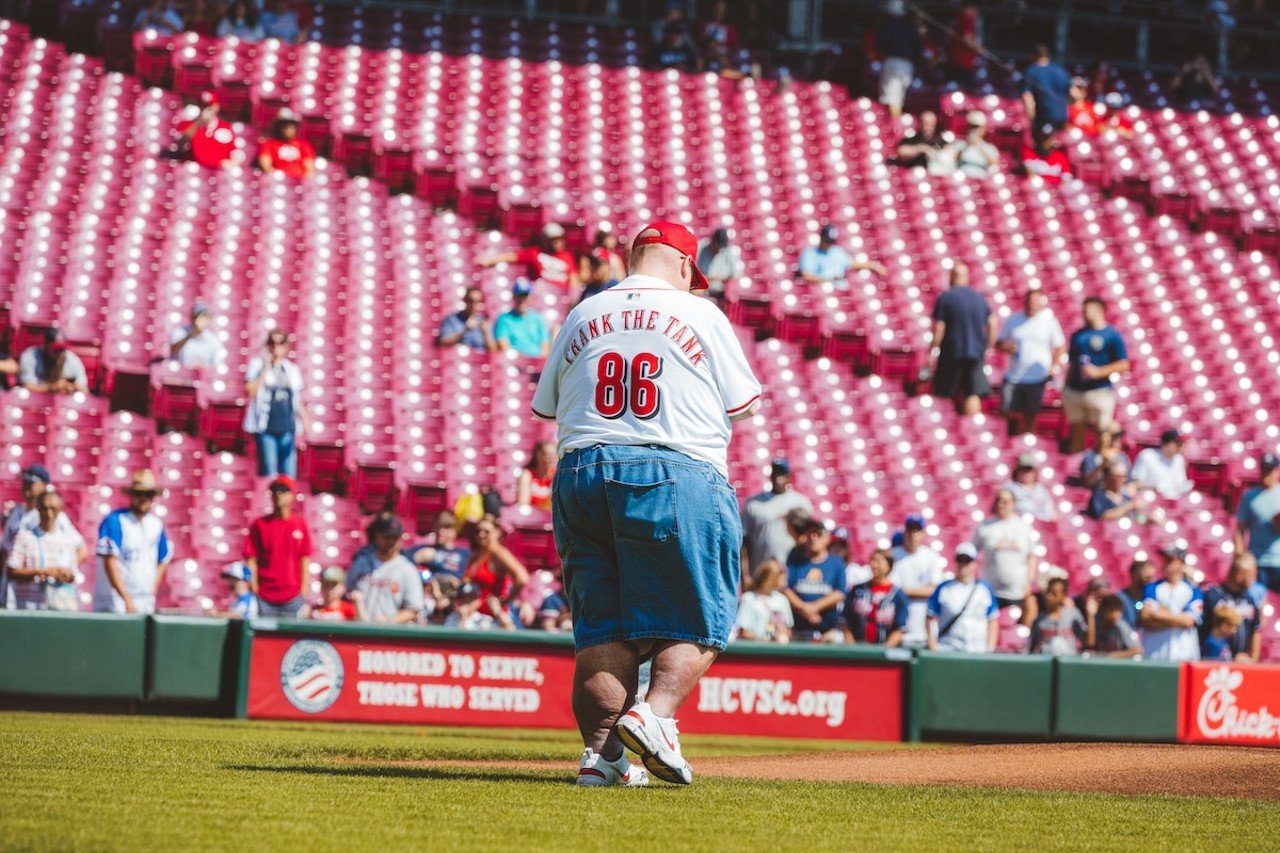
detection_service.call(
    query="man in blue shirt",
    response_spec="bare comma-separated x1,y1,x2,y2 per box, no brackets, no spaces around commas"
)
494,279,551,358
929,262,996,416
436,287,495,352
1236,451,1280,592
1201,552,1262,661
797,224,886,288
784,519,847,642
1062,296,1129,453
1020,45,1072,129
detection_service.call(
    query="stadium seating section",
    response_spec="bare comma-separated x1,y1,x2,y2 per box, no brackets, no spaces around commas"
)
0,11,1276,657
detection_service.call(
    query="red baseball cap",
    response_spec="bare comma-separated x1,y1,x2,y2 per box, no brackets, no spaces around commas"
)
200,90,219,107
632,221,708,291
269,474,296,492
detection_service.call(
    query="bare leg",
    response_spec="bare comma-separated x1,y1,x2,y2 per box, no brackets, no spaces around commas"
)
1066,422,1088,454
961,395,982,417
645,641,718,718
572,642,639,758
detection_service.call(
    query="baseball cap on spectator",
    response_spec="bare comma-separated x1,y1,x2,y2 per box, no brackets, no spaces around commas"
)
1159,544,1188,560
1070,76,1088,88
512,278,534,298
954,542,979,562
367,514,404,540
275,108,301,124
819,223,839,243
1015,452,1037,470
191,300,210,317
1160,429,1185,445
43,327,68,352
830,525,850,543
199,90,219,107
1086,576,1112,592
903,513,926,532
268,475,296,493
771,457,792,474
21,465,51,486
542,222,566,239
1104,92,1125,109
320,566,345,585
966,110,988,127
890,530,904,548
1261,451,1280,472
222,562,252,583
633,221,708,290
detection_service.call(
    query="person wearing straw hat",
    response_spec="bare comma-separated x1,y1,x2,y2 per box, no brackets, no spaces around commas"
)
93,470,171,614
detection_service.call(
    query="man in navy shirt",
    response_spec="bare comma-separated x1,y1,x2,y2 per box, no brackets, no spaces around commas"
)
1021,45,1072,129
1201,552,1262,661
929,262,996,416
1063,297,1129,453
784,519,847,642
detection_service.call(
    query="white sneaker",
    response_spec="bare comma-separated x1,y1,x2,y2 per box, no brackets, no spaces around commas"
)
576,748,650,787
615,701,693,785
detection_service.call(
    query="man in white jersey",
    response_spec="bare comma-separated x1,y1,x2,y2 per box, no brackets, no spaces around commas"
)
1138,544,1203,661
93,469,171,614
532,221,762,788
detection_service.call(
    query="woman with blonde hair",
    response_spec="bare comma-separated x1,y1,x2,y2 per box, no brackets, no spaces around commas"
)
733,559,792,642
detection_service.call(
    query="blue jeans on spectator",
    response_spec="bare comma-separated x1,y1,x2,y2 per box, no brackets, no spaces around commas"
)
257,595,304,618
254,431,296,477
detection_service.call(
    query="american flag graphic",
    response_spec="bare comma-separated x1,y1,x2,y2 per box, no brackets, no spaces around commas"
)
281,642,342,710
288,663,335,701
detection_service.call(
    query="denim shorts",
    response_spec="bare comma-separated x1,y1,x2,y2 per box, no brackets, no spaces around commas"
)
552,444,742,652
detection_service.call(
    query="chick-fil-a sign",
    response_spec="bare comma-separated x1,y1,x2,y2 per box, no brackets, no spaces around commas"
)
1179,662,1280,747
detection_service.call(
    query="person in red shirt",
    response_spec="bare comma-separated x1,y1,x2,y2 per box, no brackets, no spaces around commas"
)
582,228,627,283
461,515,529,629
516,439,555,510
257,108,316,180
945,2,979,86
698,1,739,53
1067,77,1103,135
477,223,580,290
1100,92,1135,137
300,566,364,622
243,474,313,617
172,90,242,170
1021,124,1073,185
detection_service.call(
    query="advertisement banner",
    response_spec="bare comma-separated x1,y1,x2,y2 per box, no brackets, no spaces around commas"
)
247,632,905,741
1178,661,1280,748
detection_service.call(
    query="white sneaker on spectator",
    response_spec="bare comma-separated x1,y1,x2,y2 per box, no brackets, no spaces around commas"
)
576,747,649,787
615,701,693,785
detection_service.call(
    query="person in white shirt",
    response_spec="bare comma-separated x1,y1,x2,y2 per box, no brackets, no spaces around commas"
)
733,559,793,642
5,490,86,611
1006,452,1058,521
242,329,310,477
1,465,78,604
996,289,1066,435
1138,545,1203,661
93,469,172,614
1131,429,1194,501
944,111,1000,178
972,488,1038,646
926,542,998,652
169,301,226,369
889,513,948,647
741,458,814,578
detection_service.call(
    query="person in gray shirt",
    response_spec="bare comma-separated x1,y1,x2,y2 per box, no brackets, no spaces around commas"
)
19,328,88,394
741,458,813,580
355,515,424,624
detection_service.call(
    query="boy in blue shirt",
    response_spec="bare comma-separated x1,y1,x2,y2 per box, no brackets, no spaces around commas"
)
785,519,847,642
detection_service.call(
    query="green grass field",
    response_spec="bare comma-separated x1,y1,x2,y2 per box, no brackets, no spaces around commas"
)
1,711,1275,851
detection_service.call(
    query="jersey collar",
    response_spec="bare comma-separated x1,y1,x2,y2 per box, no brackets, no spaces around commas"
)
617,273,680,291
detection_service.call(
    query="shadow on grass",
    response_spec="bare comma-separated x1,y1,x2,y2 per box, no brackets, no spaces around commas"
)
225,762,568,786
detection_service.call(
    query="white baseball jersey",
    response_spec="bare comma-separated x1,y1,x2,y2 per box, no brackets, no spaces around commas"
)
532,274,761,475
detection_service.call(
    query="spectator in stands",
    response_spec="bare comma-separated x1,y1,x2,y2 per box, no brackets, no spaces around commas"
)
1099,92,1135,137
1086,459,1153,523
1067,77,1103,135
300,566,363,622
133,0,183,34
875,0,921,120
797,224,887,286
345,511,403,591
973,488,1037,641
1063,297,1129,454
650,22,699,72
5,490,85,611
578,255,619,303
93,469,171,615
243,475,312,618
209,562,259,620
217,0,264,41
437,288,495,352
2,465,54,600
696,227,745,301
478,223,578,291
1138,545,1203,661
1236,451,1280,593
0,347,16,389
1090,594,1142,658
945,3,980,86
734,559,793,642
892,110,948,169
846,548,909,647
946,111,1000,178
1073,575,1109,642
1080,422,1130,489
410,510,470,580
445,582,498,630
185,0,222,37
461,516,529,631
257,109,316,180
997,288,1066,436
516,440,555,511
1020,44,1072,130
1171,53,1222,108
784,518,847,643
172,91,242,170
168,301,226,368
1007,453,1057,522
1117,557,1154,628
19,328,89,395
1201,552,1262,662
260,0,304,44
354,514,422,625
1131,429,1194,501
585,228,628,283
243,329,309,478
650,0,695,50
741,457,814,576
493,279,550,358
929,261,995,417
926,542,998,653
1029,575,1086,655
698,1,739,53
1021,124,1072,184
889,513,947,648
